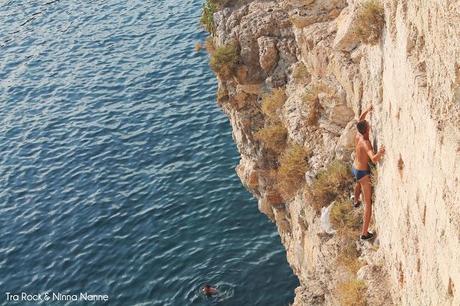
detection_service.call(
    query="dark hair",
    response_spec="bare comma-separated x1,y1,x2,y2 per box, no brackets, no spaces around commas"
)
357,120,368,135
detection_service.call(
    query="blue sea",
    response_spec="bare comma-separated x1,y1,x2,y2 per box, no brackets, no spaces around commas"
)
0,0,298,305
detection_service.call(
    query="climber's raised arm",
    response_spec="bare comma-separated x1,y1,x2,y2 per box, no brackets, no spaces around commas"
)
359,104,373,121
365,141,385,163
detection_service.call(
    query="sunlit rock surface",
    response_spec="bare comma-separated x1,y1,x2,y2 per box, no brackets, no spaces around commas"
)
209,0,460,304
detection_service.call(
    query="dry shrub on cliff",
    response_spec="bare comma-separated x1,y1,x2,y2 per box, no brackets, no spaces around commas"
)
277,144,310,200
330,198,361,236
302,82,332,126
255,123,288,154
336,279,367,306
261,88,287,120
302,89,321,126
200,0,218,34
337,240,362,274
292,62,310,84
205,37,216,54
331,199,362,273
209,42,240,80
355,0,385,45
308,160,353,213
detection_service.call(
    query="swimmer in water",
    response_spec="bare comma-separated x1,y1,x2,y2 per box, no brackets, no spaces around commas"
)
201,284,218,296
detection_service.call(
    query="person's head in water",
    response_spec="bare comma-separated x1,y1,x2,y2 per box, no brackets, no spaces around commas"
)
202,284,217,296
357,120,369,136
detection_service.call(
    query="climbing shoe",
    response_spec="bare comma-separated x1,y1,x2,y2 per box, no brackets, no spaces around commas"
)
360,232,374,241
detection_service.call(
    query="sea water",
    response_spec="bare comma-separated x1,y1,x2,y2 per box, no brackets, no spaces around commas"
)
0,1,298,305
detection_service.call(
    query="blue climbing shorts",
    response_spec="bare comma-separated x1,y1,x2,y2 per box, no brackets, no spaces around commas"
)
352,165,370,181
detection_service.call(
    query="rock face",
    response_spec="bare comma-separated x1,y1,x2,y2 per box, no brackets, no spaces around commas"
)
208,0,460,305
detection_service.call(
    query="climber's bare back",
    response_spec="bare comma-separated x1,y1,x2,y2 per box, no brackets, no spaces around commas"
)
354,135,373,170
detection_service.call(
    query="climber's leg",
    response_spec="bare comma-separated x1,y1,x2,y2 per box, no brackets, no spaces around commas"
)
353,182,361,207
360,175,372,236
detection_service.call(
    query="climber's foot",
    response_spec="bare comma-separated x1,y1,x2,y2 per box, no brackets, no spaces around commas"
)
360,232,374,241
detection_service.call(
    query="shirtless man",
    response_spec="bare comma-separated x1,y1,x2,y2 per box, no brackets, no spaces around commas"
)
352,105,385,240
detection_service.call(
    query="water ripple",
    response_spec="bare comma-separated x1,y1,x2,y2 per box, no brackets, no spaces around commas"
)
0,0,297,305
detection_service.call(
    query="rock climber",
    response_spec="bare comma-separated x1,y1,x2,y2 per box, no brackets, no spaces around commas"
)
201,284,218,296
352,104,385,240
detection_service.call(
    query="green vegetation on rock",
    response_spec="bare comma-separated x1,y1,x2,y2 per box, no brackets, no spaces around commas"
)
200,0,239,34
307,160,352,213
255,123,288,154
209,42,240,79
277,144,310,200
200,0,218,34
261,88,287,121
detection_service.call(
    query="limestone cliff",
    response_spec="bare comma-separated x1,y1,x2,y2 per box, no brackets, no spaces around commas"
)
204,0,460,305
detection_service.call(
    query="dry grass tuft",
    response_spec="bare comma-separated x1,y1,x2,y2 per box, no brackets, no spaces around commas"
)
336,240,362,274
255,123,288,154
301,82,332,126
330,198,361,235
261,88,287,120
302,89,321,126
209,42,240,80
277,144,310,200
292,62,310,84
302,86,317,103
331,200,362,274
308,160,353,213
336,279,367,306
205,36,216,54
355,0,385,45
